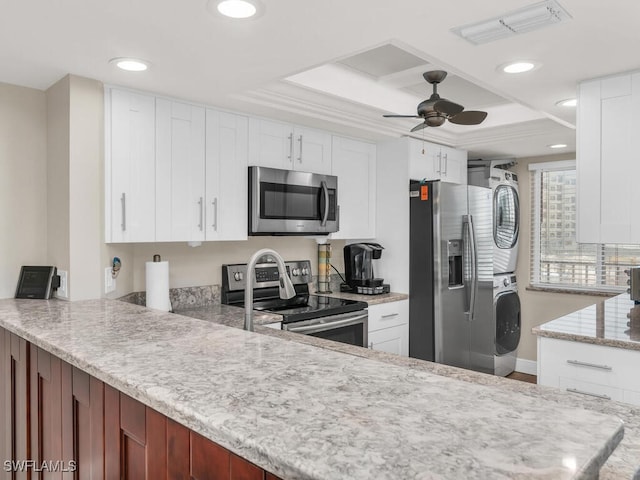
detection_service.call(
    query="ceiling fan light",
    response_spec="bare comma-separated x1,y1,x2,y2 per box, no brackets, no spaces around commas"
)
426,116,446,127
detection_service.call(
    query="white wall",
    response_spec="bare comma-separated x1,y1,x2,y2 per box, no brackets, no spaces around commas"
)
131,238,345,291
0,83,48,298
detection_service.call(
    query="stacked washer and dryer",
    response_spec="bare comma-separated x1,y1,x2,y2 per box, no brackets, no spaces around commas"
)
468,161,522,376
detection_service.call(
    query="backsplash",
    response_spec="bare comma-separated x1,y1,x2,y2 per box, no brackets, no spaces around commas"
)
119,273,347,311
119,285,220,311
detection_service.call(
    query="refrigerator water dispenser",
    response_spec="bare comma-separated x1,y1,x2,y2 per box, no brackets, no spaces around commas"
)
447,240,463,287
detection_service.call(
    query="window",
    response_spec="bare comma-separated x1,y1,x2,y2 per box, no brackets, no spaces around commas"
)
529,160,640,292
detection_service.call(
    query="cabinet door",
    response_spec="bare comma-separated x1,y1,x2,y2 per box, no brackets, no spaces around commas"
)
206,110,249,241
107,89,156,242
1,330,29,480
330,136,376,239
190,431,230,480
439,146,467,185
293,127,332,174
104,387,168,480
156,99,206,242
408,138,438,181
369,325,409,356
248,118,294,170
67,367,104,480
30,347,65,480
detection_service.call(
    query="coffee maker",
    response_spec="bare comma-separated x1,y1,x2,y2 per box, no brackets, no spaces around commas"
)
342,243,390,295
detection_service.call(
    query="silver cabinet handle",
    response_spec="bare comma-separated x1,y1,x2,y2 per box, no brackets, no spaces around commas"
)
442,153,448,175
436,152,442,174
566,360,613,371
566,388,611,400
212,198,218,231
287,133,293,162
198,197,203,231
380,313,399,319
369,341,374,349
120,193,126,231
298,134,303,163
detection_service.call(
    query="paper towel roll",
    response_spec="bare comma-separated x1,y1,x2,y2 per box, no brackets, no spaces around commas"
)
146,261,171,311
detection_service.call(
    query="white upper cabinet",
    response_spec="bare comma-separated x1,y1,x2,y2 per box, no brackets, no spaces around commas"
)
248,118,332,174
577,72,640,243
205,109,249,241
331,136,376,240
106,88,156,243
155,99,206,242
408,138,467,184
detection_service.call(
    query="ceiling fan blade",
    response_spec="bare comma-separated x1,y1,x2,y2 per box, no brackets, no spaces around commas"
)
383,114,421,118
448,110,488,125
410,122,428,132
433,99,464,116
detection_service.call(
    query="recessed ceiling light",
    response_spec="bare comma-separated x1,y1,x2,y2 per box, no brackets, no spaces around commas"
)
209,0,263,19
501,61,536,74
548,143,568,149
109,57,149,72
556,98,577,107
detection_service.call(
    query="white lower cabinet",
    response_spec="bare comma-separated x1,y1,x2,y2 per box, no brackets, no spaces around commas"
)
367,300,409,357
538,336,640,405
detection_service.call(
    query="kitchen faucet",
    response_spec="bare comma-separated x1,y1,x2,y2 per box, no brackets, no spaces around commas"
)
244,248,296,332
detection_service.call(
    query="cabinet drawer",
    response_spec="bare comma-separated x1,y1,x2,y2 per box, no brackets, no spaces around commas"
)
538,337,640,392
559,377,623,402
368,300,408,332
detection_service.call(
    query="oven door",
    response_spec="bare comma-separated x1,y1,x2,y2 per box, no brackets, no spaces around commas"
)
249,166,338,235
282,311,368,347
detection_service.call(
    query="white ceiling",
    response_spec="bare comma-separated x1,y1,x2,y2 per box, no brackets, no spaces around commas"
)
2,0,640,159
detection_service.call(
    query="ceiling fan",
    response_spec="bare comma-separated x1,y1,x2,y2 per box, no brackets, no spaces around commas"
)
383,70,488,132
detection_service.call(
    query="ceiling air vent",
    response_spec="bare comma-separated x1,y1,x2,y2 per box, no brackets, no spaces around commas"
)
451,0,572,45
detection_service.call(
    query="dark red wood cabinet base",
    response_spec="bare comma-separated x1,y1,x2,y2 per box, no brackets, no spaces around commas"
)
0,326,283,480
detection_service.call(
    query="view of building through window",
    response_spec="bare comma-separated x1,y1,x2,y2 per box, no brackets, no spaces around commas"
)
532,167,640,290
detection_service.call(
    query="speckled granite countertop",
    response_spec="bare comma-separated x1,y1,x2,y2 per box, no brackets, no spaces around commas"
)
0,298,626,480
533,293,640,351
313,290,408,305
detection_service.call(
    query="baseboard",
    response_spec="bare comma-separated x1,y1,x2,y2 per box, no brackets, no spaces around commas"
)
515,357,537,376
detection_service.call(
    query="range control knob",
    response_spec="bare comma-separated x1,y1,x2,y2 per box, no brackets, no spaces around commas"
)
291,268,300,276
234,271,243,282
301,267,309,276
503,278,509,287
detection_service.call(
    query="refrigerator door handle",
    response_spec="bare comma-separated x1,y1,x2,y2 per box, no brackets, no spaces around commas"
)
463,214,478,321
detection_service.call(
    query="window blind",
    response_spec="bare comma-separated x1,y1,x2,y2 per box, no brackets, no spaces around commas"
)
529,161,640,291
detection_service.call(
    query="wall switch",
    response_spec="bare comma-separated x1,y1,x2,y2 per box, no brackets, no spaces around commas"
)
57,270,68,299
105,267,116,294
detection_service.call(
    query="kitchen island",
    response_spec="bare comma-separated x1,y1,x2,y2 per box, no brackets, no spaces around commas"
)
0,298,626,479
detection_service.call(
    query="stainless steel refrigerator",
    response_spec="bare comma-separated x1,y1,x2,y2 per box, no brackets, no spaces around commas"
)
409,180,496,374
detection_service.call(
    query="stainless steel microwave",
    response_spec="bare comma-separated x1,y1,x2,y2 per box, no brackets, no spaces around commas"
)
249,166,339,235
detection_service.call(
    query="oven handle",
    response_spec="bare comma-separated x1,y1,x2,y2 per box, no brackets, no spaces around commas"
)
284,312,367,334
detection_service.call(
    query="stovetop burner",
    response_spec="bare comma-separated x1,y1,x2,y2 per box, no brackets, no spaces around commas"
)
221,260,367,324
247,294,367,323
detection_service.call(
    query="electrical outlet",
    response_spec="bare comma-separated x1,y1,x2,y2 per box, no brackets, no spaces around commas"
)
105,267,116,294
57,270,68,299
